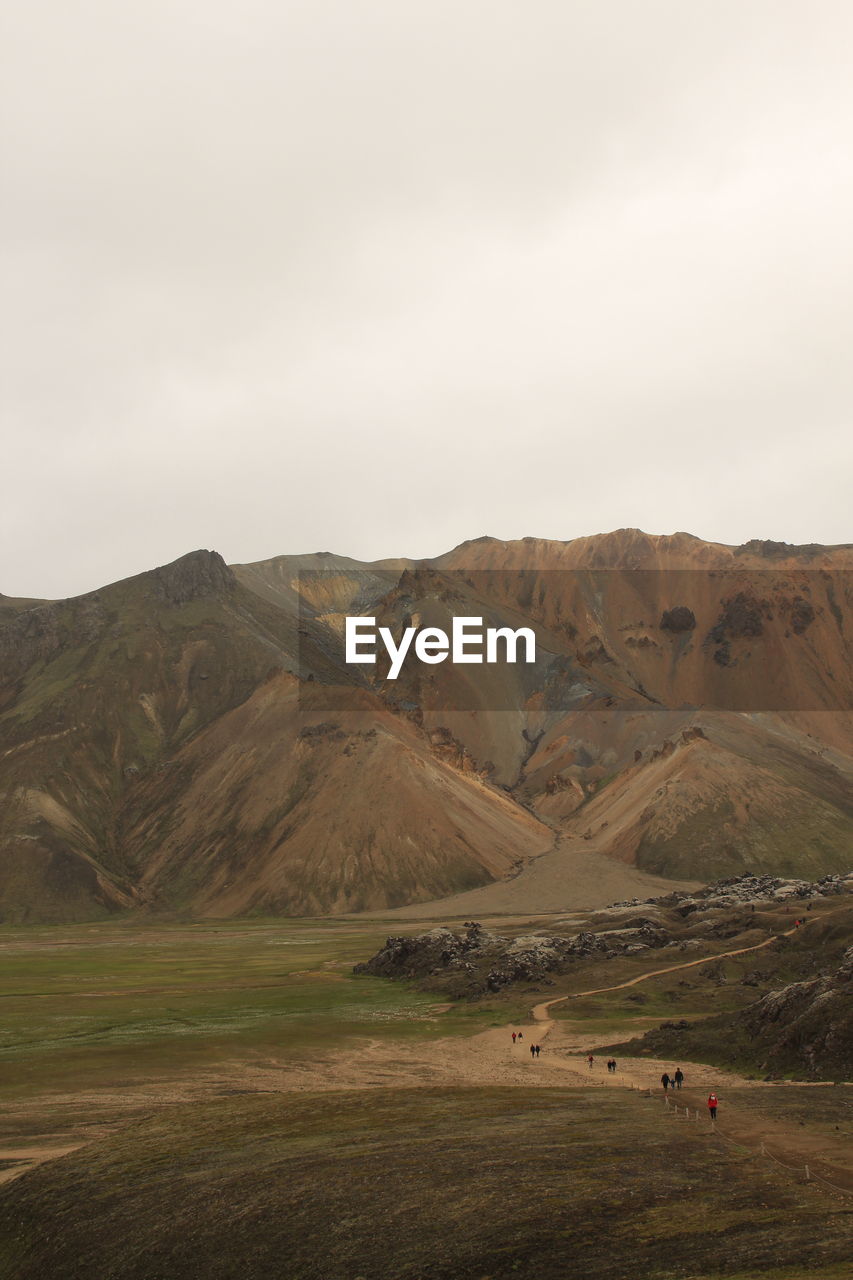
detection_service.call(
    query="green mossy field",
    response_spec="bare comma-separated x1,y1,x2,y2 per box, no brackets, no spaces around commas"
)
0,919,512,1099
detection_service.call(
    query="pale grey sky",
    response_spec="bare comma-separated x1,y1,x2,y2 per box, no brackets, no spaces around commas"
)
2,1,852,599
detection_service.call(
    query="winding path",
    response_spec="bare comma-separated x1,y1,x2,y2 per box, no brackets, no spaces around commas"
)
531,915,808,1028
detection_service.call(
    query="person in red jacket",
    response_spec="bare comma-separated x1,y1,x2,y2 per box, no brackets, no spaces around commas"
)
707,1092,719,1121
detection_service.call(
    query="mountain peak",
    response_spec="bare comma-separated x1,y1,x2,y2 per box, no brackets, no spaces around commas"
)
149,550,235,605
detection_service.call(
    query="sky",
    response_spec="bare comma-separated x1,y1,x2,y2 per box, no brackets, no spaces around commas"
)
2,1,852,600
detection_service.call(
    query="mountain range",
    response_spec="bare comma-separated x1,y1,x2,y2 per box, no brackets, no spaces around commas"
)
1,530,850,922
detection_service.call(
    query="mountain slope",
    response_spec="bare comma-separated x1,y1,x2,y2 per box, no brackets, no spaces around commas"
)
1,532,850,920
122,674,551,916
0,551,310,919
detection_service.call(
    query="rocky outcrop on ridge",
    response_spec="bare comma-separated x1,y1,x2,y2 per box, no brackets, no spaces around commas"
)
614,871,853,915
737,946,853,1079
0,550,234,690
354,917,669,997
149,549,235,605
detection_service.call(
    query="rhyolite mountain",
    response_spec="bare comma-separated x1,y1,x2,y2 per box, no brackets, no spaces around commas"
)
0,530,850,921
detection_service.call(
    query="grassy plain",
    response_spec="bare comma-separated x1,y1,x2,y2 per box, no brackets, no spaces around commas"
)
0,918,518,1104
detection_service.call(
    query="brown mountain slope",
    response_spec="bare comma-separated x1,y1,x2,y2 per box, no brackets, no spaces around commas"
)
0,550,553,919
331,540,852,904
0,532,850,921
0,551,326,920
550,717,849,881
516,708,853,875
123,675,551,916
407,560,852,713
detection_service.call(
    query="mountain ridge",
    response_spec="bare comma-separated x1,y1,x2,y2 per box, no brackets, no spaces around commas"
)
7,527,853,609
1,532,850,921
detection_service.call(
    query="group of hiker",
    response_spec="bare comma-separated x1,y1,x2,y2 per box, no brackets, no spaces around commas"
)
661,1070,720,1119
510,1036,720,1117
587,1054,618,1072
511,1031,542,1057
660,1068,685,1090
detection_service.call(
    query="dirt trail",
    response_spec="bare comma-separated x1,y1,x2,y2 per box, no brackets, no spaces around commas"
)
533,916,807,1023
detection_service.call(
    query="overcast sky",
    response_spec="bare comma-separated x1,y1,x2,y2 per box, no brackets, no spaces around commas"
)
2,2,852,599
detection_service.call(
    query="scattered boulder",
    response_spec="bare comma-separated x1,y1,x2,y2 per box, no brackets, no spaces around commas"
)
660,606,696,633
788,596,816,634
619,871,852,913
708,592,768,642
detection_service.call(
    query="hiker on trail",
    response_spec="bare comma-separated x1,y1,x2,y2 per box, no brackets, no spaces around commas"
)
530,1043,536,1058
535,1044,541,1057
587,1054,594,1069
674,1068,684,1089
518,1032,523,1041
512,1032,517,1044
661,1072,670,1091
707,1093,718,1121
610,1059,617,1073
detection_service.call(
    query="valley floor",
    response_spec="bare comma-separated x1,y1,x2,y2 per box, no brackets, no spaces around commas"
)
2,943,851,1194
0,912,851,1278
